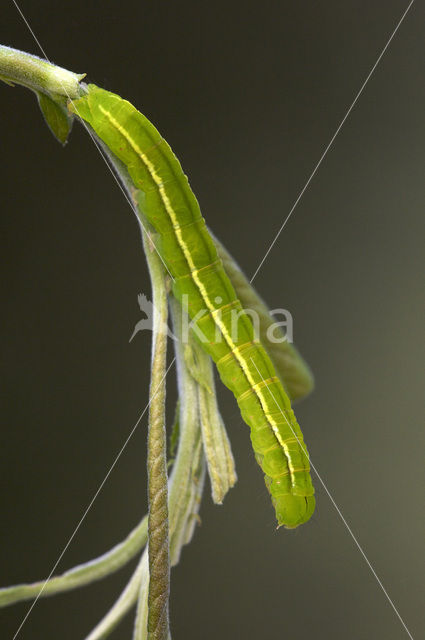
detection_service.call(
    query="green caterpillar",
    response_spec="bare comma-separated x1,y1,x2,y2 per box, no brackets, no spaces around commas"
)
69,85,315,528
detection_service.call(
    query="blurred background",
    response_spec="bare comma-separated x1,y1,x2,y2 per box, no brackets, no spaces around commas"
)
1,1,423,638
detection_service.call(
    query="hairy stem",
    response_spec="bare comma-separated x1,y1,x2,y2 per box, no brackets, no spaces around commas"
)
0,44,85,98
142,231,170,640
0,516,148,607
85,556,147,640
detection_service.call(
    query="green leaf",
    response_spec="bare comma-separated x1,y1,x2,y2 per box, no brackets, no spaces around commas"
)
0,516,148,607
0,73,15,87
185,329,237,504
213,233,315,402
183,342,213,395
36,91,73,145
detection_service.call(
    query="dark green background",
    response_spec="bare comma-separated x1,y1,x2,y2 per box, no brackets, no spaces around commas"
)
1,1,423,638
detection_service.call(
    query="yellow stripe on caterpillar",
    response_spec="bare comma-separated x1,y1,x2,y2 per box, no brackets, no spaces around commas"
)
237,376,280,402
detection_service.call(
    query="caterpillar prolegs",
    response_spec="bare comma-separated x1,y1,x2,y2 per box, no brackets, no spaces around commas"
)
70,85,315,528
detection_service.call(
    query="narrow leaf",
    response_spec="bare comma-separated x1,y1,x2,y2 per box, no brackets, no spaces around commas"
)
183,342,213,394
36,91,73,145
186,326,237,504
213,232,314,402
0,516,148,607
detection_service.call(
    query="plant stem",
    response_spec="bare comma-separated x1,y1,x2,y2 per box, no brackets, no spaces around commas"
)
0,516,148,607
85,555,147,640
167,298,206,565
0,44,84,98
142,231,170,640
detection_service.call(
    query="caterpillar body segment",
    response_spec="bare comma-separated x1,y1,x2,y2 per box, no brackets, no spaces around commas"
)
70,85,315,528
